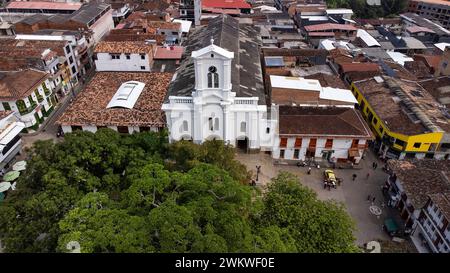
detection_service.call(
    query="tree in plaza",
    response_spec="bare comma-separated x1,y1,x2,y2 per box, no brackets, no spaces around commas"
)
168,139,251,183
257,172,359,253
0,129,359,253
0,129,168,253
57,192,153,253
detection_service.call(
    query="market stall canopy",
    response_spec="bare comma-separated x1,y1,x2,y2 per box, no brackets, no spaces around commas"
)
0,181,11,192
12,160,27,171
3,171,20,182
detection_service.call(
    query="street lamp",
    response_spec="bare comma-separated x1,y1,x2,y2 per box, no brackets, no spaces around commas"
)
256,165,261,182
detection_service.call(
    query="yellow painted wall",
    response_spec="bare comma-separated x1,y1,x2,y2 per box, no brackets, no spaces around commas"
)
350,82,444,153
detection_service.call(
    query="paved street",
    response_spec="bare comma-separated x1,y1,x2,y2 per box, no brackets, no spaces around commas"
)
236,150,395,247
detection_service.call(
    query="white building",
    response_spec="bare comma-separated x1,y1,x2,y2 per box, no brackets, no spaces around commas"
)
162,15,372,164
57,72,172,134
413,193,450,253
325,9,354,20
162,15,275,151
0,69,55,131
0,111,25,171
272,106,372,163
94,41,154,72
386,160,450,253
269,75,358,107
15,32,93,86
111,3,130,24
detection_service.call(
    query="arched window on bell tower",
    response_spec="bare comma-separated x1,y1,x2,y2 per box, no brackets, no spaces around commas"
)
207,66,219,88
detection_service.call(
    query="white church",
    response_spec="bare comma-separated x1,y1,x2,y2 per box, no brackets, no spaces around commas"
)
162,15,276,152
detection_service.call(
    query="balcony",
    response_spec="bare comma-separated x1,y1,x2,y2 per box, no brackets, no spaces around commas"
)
36,93,44,103
18,103,37,116
171,97,193,104
52,81,63,93
80,54,91,65
42,85,51,97
44,57,60,72
77,43,88,56
235,98,258,105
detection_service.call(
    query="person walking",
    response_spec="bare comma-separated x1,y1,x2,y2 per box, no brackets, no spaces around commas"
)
372,196,376,205
374,162,378,170
307,167,311,175
352,173,357,181
366,172,370,179
367,194,371,201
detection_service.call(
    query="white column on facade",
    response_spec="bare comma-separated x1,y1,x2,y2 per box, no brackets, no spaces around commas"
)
223,105,230,143
249,111,259,149
223,61,232,91
193,102,203,144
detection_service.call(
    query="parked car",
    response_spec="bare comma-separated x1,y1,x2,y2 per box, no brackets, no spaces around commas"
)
323,169,337,189
324,169,337,183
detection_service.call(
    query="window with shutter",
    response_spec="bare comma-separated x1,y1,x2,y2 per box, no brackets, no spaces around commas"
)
280,138,287,147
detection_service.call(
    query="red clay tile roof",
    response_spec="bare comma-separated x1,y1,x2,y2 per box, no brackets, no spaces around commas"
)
203,8,242,15
154,46,184,59
308,32,335,36
146,21,181,30
0,69,48,100
340,62,380,73
387,159,450,209
57,72,173,127
0,111,13,120
278,106,373,138
404,60,432,79
202,0,251,9
304,23,357,32
135,1,170,12
123,18,181,31
414,54,441,71
406,26,435,34
6,1,82,10
304,73,347,89
0,38,67,70
94,41,154,54
418,76,450,107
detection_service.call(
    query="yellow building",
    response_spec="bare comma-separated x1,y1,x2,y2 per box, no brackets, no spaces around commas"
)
351,76,450,160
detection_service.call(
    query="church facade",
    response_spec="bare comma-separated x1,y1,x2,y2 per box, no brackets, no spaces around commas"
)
162,15,276,151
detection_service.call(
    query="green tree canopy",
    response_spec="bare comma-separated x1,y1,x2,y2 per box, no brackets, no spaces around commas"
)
0,129,358,253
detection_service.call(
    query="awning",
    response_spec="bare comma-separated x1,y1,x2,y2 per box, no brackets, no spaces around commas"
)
0,122,25,145
348,148,360,157
384,218,399,233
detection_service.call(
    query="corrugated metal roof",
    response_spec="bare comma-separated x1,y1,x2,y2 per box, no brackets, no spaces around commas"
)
356,29,381,47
